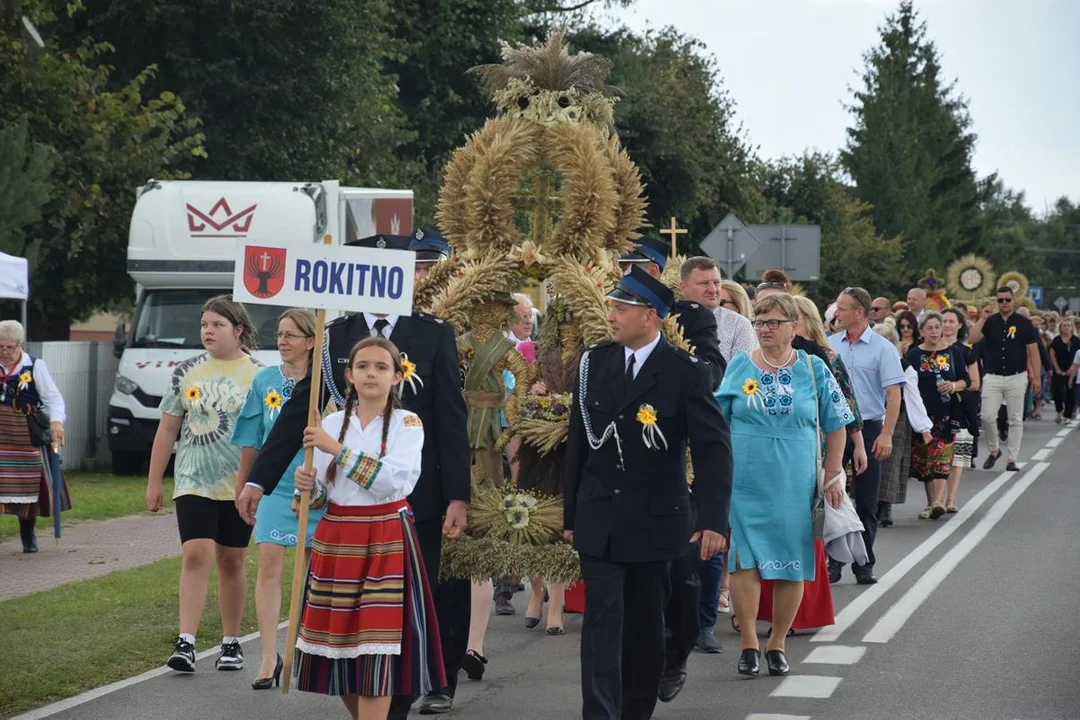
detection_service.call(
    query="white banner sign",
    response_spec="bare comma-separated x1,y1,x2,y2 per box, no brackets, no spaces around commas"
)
232,243,415,315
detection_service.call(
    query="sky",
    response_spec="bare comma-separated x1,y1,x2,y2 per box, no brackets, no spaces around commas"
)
609,0,1078,214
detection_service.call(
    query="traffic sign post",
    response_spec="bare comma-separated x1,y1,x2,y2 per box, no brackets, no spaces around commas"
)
1028,286,1043,306
699,213,820,281
1054,296,1069,312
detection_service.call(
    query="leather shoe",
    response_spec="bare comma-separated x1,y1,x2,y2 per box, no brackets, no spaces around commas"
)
828,560,842,584
855,573,878,585
657,668,687,702
765,649,790,676
694,627,721,654
983,452,1000,470
419,693,453,715
737,648,760,676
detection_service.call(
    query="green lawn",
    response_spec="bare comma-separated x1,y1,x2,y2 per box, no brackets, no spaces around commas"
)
0,473,174,542
0,545,296,719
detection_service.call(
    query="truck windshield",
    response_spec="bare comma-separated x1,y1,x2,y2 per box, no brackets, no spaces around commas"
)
131,289,291,351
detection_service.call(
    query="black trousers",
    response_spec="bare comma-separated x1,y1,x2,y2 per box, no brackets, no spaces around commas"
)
1052,373,1077,418
663,545,701,674
580,553,671,720
842,419,882,572
387,517,471,718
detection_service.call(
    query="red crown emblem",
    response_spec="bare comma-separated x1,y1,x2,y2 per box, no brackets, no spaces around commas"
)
243,246,287,299
187,198,258,238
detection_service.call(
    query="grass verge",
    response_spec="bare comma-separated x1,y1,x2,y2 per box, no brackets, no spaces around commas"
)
0,473,174,542
0,544,293,719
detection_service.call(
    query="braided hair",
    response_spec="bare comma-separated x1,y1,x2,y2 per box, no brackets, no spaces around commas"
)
325,336,404,487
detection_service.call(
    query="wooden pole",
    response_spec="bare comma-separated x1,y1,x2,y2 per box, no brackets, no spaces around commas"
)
281,235,332,693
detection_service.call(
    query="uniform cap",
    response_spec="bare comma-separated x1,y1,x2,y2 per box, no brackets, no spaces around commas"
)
607,265,674,318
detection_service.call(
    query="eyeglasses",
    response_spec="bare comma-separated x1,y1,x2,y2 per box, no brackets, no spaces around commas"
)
751,319,795,330
842,287,871,314
717,299,730,307
276,332,312,340
871,306,887,312
996,297,1012,304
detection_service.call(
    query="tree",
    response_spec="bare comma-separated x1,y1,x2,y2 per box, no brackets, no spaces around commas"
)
841,1,979,276
1,2,205,339
0,117,55,258
570,25,766,249
763,153,904,301
61,0,414,188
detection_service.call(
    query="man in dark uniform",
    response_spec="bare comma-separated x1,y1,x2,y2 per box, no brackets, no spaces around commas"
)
235,233,470,716
564,265,733,720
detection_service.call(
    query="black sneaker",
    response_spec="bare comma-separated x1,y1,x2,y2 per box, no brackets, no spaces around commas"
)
1005,461,1019,472
494,593,516,616
982,452,1000,470
167,637,196,672
215,641,244,671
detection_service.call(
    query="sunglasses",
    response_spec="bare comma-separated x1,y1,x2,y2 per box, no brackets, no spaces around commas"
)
871,306,887,312
842,287,871,314
718,298,730,307
899,323,913,330
997,297,1012,303
756,281,787,292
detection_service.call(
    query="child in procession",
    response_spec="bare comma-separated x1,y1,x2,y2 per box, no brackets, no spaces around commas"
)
147,295,263,673
292,336,445,720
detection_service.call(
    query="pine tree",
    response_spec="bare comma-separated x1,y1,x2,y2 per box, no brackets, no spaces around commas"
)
841,1,979,275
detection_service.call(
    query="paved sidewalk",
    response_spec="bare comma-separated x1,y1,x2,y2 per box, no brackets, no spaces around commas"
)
0,511,181,601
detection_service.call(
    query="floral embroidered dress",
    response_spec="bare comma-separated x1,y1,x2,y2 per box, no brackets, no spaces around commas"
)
232,365,325,546
716,350,853,582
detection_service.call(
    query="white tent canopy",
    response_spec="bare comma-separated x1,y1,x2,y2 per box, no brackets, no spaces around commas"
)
0,251,30,330
0,252,29,300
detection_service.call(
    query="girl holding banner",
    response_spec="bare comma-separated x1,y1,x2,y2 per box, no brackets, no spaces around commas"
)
292,336,445,720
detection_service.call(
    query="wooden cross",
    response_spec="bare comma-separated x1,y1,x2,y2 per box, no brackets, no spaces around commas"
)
511,172,561,246
659,216,687,257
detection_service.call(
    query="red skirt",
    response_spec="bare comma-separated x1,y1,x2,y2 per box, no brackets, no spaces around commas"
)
757,540,835,629
294,501,446,697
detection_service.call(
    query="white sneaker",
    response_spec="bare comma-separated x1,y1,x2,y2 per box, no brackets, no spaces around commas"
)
215,641,244,671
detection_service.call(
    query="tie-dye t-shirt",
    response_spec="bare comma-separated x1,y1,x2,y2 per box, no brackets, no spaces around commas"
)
159,353,263,501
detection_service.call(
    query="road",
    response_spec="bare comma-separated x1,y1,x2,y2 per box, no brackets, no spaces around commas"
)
17,418,1080,720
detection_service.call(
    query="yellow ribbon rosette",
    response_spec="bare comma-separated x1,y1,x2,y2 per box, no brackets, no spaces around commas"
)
637,403,668,451
743,377,761,412
264,388,283,418
17,371,31,392
400,353,424,395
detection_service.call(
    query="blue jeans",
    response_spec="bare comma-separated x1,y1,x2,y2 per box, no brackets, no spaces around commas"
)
697,551,725,631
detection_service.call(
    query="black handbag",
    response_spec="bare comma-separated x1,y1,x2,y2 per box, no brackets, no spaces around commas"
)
26,409,51,447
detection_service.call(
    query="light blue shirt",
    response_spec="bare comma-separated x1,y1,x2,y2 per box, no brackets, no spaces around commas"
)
828,326,905,422
500,368,515,429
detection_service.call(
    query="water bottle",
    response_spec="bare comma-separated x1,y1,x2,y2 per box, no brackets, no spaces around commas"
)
935,372,950,403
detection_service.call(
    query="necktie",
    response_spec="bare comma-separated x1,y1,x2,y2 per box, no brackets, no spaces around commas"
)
624,353,636,389
373,318,390,338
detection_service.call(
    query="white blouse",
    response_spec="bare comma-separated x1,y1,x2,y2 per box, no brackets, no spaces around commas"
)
313,408,424,507
2,351,66,423
902,365,933,434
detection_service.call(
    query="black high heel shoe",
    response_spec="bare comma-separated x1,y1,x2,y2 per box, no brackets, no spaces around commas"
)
765,649,790,676
251,653,283,690
737,649,760,676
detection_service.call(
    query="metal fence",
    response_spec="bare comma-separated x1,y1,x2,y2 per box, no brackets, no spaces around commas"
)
24,341,118,471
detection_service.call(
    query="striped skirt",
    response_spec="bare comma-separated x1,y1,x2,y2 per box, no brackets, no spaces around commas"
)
294,500,446,697
0,405,69,519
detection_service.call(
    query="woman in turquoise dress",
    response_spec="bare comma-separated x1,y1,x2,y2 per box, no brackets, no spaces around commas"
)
232,308,325,689
716,294,853,678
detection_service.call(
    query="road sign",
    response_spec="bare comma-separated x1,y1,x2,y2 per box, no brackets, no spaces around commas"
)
743,224,822,282
1028,286,1043,306
700,213,761,278
1054,296,1069,311
233,241,416,315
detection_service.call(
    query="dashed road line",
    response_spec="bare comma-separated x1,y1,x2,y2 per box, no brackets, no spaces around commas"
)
803,645,866,665
770,675,843,699
746,714,812,720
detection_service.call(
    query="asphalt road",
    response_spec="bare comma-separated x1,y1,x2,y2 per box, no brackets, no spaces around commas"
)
18,418,1080,720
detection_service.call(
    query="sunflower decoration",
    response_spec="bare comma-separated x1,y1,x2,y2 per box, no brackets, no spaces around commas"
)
185,385,202,405
399,353,424,395
742,377,762,412
264,388,284,418
17,371,32,391
946,254,995,301
636,403,667,451
935,354,949,369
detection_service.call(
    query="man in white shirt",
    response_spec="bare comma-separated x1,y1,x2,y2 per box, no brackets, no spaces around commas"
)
508,293,534,343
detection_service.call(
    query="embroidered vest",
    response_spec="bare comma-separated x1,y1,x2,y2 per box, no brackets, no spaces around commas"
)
1,356,42,412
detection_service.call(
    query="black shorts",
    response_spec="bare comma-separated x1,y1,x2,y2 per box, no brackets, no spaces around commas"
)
175,495,253,548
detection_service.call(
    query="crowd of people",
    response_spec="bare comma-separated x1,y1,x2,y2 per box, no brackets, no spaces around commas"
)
9,223,1080,720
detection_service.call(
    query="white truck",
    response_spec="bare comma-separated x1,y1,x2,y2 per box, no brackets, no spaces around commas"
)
107,179,413,475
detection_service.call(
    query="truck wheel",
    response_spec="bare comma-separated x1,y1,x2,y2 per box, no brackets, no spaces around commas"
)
111,451,145,476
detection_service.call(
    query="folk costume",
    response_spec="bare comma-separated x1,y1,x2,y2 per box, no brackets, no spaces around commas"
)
564,267,733,720
232,365,325,547
247,233,470,716
0,351,69,552
905,345,969,484
294,408,446,697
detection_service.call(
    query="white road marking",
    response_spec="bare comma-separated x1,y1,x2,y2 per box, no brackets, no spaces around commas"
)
770,675,843,699
746,715,812,720
812,469,1017,643
1046,437,1063,448
863,462,1050,644
803,645,866,665
11,622,288,719
1031,448,1051,461
1057,428,1072,437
